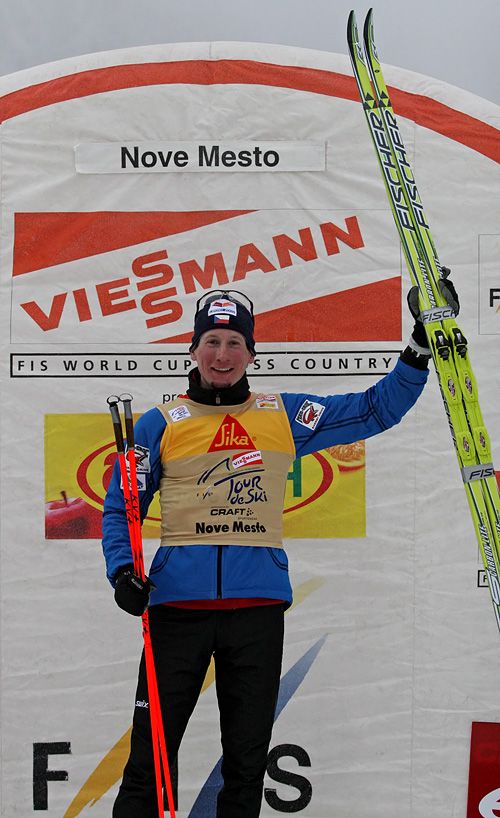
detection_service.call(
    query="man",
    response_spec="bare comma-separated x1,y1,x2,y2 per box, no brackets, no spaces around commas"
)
102,283,457,818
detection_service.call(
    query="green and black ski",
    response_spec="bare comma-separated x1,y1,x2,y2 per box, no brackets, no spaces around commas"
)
347,8,500,629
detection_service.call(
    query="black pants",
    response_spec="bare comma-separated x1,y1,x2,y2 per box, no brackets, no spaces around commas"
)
113,604,285,818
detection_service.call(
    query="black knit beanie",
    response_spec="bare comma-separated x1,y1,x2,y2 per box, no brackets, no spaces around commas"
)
190,292,256,354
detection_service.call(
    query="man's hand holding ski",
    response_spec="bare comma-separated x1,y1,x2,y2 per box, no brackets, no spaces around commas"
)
407,268,460,354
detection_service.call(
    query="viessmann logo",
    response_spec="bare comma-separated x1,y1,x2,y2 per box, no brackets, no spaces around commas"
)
12,210,367,344
232,450,263,469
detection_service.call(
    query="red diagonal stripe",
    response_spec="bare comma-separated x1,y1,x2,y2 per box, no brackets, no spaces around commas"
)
162,277,401,343
13,210,252,275
1,60,498,161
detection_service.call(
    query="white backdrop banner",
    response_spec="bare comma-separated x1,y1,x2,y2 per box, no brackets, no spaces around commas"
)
0,41,499,818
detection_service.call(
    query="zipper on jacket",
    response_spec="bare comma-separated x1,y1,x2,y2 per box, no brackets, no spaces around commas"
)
217,545,223,598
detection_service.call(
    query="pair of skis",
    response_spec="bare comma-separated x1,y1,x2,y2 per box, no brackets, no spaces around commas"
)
347,10,500,629
107,394,176,818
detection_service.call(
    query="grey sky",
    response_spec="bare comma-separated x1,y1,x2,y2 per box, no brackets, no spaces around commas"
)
1,0,499,106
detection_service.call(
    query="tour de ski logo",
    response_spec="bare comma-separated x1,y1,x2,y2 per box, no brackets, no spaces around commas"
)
295,400,325,431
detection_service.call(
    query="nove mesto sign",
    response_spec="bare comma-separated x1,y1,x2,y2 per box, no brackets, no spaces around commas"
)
75,141,326,173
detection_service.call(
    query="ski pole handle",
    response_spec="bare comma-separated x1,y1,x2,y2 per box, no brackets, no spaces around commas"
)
120,393,135,449
107,395,125,453
117,393,145,580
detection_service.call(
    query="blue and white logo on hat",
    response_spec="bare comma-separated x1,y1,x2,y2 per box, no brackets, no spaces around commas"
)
207,299,238,317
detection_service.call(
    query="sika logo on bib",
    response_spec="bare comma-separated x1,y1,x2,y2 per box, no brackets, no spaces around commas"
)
208,415,255,451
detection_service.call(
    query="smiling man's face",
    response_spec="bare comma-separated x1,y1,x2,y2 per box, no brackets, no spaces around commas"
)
190,329,255,389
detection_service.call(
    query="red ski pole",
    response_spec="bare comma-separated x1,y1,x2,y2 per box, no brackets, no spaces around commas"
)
107,395,177,818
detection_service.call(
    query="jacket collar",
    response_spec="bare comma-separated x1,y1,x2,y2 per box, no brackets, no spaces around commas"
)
186,367,251,405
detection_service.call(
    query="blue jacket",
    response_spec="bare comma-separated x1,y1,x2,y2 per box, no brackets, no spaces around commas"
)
102,358,427,607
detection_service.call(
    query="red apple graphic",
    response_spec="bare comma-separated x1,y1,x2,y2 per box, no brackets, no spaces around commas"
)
45,490,91,538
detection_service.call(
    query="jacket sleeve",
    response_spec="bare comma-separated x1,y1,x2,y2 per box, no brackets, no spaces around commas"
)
101,407,166,584
282,357,428,458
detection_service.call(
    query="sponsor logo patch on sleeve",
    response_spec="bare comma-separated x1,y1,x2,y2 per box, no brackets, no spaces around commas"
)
168,405,192,422
133,443,151,473
295,399,325,430
121,472,147,492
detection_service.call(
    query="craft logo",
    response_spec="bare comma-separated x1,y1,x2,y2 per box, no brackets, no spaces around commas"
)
208,415,254,452
295,400,325,430
467,721,500,817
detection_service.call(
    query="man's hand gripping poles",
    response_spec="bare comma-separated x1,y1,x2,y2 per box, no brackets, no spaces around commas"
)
107,394,176,818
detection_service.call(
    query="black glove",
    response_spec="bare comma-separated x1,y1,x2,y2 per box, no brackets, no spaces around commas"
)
407,267,460,352
436,267,459,315
114,564,152,616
